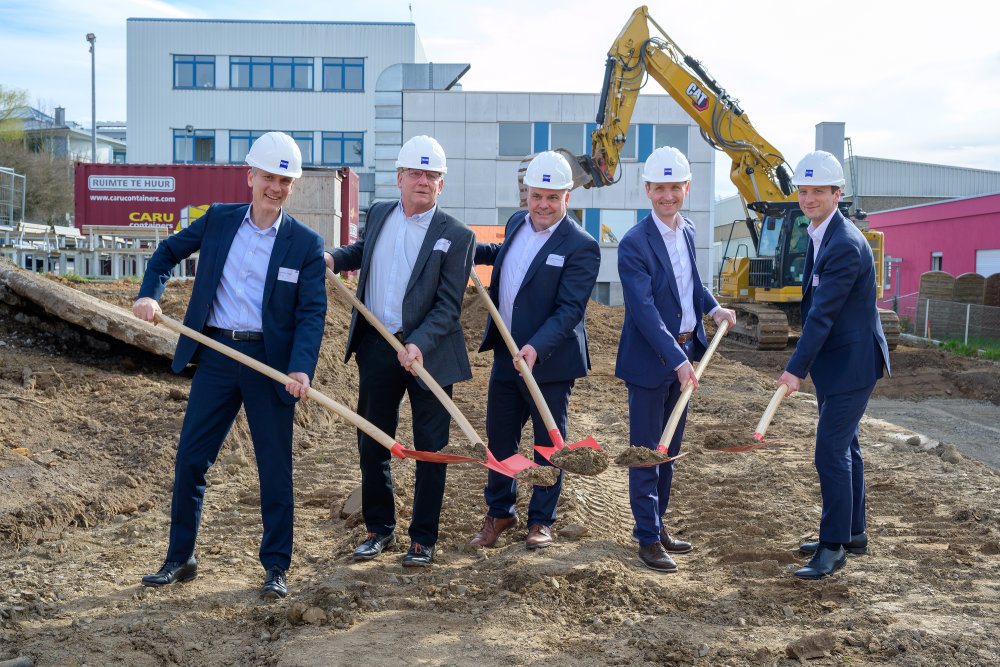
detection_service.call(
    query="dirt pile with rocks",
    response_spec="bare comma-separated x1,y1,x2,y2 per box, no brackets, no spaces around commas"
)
0,274,998,666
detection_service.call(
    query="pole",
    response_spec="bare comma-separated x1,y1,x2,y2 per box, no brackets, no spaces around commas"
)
965,303,970,345
87,33,96,162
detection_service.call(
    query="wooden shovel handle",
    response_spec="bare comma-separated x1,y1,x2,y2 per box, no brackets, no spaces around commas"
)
153,313,404,456
326,269,485,448
753,383,789,441
469,270,560,437
656,320,729,452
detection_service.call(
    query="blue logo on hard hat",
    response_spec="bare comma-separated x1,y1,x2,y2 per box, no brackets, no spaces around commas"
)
664,168,672,176
279,159,289,170
420,156,429,165
542,174,551,183
805,169,813,177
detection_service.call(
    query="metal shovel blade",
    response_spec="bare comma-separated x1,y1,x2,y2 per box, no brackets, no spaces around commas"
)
481,450,538,477
621,450,689,468
533,435,601,462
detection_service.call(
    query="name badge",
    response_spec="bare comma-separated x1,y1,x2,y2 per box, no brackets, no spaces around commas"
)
546,254,565,267
434,238,451,253
812,273,820,288
277,267,300,283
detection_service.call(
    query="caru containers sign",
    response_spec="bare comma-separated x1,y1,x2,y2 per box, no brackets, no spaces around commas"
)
74,163,252,230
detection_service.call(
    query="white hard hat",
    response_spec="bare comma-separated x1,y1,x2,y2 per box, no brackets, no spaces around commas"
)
396,135,448,174
246,131,302,178
791,150,846,187
523,151,574,190
642,146,692,183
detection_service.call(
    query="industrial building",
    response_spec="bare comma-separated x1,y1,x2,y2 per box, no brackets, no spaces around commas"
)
16,106,126,164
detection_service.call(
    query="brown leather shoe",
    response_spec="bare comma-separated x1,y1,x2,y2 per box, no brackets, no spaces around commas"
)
638,542,678,572
660,529,692,554
525,523,553,549
470,515,518,548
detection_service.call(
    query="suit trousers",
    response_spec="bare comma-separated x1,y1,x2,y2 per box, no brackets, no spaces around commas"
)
167,333,295,571
355,332,452,547
815,383,875,544
483,362,572,527
627,338,694,547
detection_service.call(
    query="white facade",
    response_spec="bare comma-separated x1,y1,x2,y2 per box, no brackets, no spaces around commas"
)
395,89,716,303
126,18,426,207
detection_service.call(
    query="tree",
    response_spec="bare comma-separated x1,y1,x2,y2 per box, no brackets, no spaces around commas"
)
0,85,28,143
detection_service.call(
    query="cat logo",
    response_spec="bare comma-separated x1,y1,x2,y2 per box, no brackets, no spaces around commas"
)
685,82,709,111
176,204,210,232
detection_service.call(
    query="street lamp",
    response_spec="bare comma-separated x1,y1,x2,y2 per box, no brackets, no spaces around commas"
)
86,33,96,162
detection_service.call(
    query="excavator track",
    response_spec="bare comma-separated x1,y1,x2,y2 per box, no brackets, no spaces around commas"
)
878,308,901,351
727,303,790,350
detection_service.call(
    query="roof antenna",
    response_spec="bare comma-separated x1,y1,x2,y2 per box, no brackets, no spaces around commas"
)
409,3,413,21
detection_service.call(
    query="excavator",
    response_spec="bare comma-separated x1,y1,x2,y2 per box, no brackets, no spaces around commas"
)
529,5,900,350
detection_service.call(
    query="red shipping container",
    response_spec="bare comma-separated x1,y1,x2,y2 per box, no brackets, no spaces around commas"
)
74,163,252,231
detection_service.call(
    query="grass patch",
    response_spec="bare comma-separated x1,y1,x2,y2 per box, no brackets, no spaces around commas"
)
939,337,1000,360
63,271,88,284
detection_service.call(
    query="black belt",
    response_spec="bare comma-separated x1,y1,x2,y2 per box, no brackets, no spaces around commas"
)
205,326,264,341
677,332,694,344
392,331,405,343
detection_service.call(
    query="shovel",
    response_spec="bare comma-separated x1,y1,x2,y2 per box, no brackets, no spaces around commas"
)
325,269,539,480
624,320,729,468
469,270,602,471
752,383,789,442
154,313,433,463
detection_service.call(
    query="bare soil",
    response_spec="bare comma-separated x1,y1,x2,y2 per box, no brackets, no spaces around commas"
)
1,278,999,666
549,444,609,475
514,466,560,487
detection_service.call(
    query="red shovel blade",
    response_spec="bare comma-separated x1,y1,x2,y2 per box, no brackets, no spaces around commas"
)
480,450,539,477
390,443,482,463
534,430,602,463
623,450,689,468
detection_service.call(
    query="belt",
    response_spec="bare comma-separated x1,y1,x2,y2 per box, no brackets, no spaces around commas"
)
676,332,694,344
392,331,405,343
204,326,264,341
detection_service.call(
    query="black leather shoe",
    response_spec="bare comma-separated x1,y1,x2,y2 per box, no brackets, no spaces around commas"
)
800,532,868,555
402,542,434,567
638,543,677,573
353,532,396,561
794,545,847,579
660,529,692,554
261,566,287,599
141,556,197,587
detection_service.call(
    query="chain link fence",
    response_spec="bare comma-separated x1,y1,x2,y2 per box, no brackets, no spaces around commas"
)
889,295,1000,345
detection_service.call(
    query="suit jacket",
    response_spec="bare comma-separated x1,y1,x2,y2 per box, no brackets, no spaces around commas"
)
138,203,328,404
475,210,601,384
786,210,890,394
615,213,718,389
330,200,475,388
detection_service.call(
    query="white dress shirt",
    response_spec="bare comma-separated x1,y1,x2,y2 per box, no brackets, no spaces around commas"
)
207,208,279,331
499,214,561,330
651,211,698,335
807,209,836,262
365,202,435,333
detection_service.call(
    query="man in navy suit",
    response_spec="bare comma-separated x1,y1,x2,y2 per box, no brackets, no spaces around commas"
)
326,135,475,567
615,146,735,573
132,132,327,599
468,151,600,550
777,151,889,579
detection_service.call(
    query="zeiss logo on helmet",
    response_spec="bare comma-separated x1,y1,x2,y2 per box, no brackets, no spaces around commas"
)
542,174,551,183
805,169,814,177
664,168,672,176
279,159,289,170
420,156,429,165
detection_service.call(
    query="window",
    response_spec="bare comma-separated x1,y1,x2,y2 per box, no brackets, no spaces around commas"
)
229,130,267,164
655,125,689,156
323,58,364,91
173,129,215,163
322,132,363,166
931,251,943,272
549,124,585,156
290,132,313,165
620,126,637,160
230,57,313,90
174,55,215,89
498,123,532,157
601,210,636,242
497,207,520,225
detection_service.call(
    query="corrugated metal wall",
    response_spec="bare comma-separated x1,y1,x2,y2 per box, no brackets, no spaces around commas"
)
846,156,1000,198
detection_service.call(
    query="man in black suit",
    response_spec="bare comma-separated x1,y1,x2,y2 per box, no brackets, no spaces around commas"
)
326,135,475,567
468,151,600,550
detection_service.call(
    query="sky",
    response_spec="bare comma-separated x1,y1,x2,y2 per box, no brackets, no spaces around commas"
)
2,0,999,198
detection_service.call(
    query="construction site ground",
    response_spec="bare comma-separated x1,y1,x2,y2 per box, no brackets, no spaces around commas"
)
1,275,999,666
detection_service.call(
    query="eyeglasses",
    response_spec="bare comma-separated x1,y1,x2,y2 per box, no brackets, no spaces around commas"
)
403,169,443,183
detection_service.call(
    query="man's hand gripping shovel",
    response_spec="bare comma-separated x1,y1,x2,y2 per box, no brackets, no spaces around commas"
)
326,269,543,482
469,270,606,476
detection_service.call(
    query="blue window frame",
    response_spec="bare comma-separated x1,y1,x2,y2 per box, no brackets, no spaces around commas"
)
322,58,364,91
229,130,267,164
230,57,313,90
173,55,215,89
173,129,215,164
290,132,314,165
322,132,363,166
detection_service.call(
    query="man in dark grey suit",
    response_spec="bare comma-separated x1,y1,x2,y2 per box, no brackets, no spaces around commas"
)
325,135,475,567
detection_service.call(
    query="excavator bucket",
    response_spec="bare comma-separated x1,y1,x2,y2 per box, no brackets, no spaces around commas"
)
516,148,595,207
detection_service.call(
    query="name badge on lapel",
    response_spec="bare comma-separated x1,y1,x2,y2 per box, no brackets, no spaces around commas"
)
546,254,565,267
812,273,820,288
434,238,451,253
277,267,300,283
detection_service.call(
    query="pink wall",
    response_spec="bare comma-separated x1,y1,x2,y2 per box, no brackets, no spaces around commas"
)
867,193,1000,299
